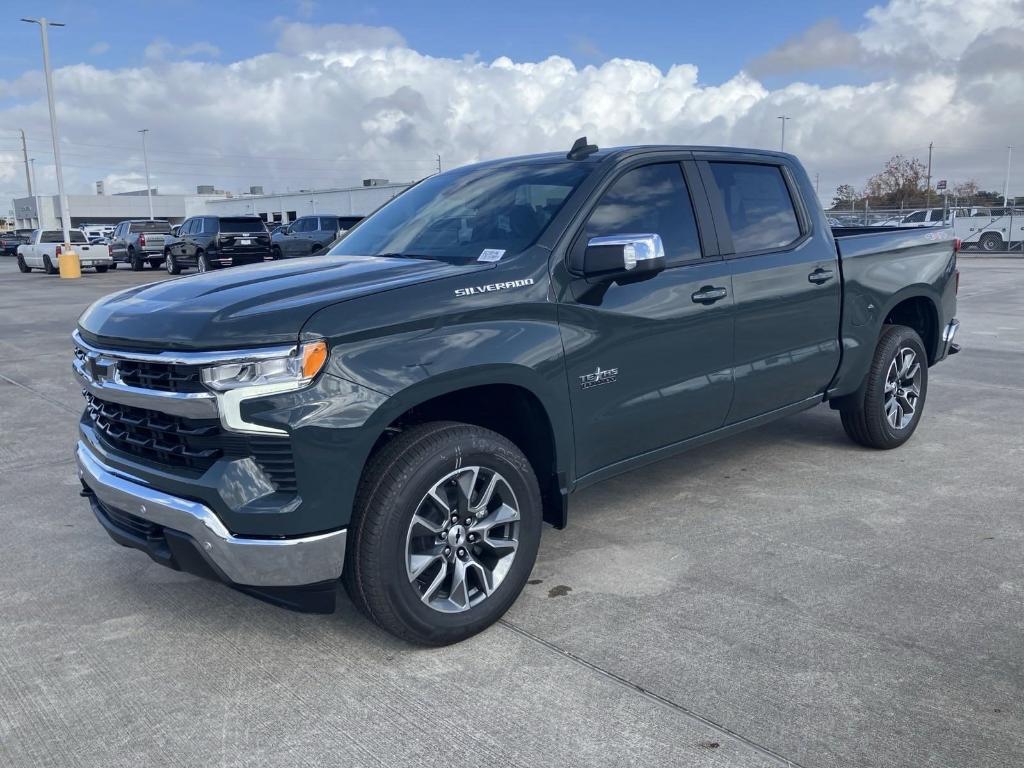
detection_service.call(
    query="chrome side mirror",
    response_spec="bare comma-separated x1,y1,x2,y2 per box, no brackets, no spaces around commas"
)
583,233,666,279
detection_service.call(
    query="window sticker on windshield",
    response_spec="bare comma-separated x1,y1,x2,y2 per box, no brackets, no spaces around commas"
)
478,249,506,262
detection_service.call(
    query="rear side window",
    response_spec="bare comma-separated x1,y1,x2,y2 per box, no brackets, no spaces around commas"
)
130,221,171,233
319,217,338,231
220,217,265,233
708,163,801,253
582,163,702,266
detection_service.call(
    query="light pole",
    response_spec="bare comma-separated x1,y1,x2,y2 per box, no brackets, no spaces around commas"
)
30,159,37,192
310,198,316,215
777,115,791,152
22,17,71,245
138,128,154,220
1004,146,1013,208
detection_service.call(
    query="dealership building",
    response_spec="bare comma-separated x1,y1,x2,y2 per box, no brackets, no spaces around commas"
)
11,180,410,231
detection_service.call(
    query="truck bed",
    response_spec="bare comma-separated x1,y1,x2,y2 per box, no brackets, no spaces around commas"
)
827,225,958,397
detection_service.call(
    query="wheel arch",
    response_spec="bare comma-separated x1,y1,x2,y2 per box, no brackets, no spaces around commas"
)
880,290,941,364
357,370,570,529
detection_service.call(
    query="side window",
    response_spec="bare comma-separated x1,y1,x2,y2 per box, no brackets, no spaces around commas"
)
905,211,927,223
582,163,702,266
708,162,801,253
299,218,315,232
319,217,337,232
204,218,216,233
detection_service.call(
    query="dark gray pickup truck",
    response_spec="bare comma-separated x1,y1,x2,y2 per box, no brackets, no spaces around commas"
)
74,140,960,645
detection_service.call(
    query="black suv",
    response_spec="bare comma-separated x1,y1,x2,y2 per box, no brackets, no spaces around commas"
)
270,215,362,259
164,216,271,274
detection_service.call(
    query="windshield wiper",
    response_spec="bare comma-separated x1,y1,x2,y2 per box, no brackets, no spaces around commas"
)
374,252,443,261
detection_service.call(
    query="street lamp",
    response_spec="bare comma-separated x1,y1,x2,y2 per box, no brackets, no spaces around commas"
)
138,129,154,220
777,115,791,152
22,17,71,246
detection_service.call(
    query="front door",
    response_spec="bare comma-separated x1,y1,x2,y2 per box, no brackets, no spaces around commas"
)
557,161,736,479
698,158,841,422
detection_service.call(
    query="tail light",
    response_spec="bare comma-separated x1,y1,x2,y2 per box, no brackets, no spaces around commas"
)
952,238,961,253
55,245,62,257
139,233,146,247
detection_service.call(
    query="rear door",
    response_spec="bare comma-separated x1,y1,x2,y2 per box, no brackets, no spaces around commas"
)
697,154,841,423
557,158,735,479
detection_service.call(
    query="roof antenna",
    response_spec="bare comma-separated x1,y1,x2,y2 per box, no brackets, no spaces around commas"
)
567,136,598,160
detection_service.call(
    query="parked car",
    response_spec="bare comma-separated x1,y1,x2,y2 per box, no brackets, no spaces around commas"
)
82,224,115,243
17,229,111,273
74,142,959,645
1,231,29,256
898,208,947,227
109,219,173,271
163,215,271,274
271,215,362,259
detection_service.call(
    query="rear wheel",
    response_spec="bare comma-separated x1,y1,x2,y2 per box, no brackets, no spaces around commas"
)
840,324,928,449
272,246,283,260
979,233,1004,252
43,254,58,275
344,422,542,646
95,265,109,273
128,248,144,271
16,254,30,273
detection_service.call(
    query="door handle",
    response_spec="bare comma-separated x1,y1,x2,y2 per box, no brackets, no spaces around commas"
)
808,267,835,284
691,286,728,304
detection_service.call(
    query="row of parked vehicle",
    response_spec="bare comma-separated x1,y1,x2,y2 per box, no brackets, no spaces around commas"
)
8,213,363,275
828,206,1024,252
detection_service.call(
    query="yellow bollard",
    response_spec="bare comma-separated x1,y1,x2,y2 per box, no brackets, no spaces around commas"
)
58,245,82,279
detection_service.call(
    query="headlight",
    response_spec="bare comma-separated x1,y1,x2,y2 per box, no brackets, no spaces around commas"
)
201,340,328,392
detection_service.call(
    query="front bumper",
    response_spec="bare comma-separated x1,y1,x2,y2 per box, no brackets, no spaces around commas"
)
76,441,346,611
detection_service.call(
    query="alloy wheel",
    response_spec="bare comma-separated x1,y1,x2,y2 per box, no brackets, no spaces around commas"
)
405,466,520,613
884,347,922,429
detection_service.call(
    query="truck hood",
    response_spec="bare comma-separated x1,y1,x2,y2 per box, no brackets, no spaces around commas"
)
78,255,487,350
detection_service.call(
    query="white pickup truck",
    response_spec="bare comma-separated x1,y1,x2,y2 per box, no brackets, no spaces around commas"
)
16,229,113,274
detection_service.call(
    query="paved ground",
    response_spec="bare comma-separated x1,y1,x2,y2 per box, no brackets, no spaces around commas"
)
1,256,1021,767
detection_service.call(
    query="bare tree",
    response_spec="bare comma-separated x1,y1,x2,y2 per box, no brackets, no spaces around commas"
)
863,155,928,205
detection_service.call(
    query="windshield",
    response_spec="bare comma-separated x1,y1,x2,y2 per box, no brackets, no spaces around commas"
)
329,162,590,262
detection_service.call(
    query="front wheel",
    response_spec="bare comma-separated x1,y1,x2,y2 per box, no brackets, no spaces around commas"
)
840,324,929,449
197,252,212,273
344,422,542,645
165,250,181,275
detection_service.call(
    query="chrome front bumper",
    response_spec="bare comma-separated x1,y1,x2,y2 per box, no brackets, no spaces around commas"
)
76,442,346,587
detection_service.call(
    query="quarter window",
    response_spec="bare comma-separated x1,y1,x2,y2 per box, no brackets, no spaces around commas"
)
708,163,801,253
582,163,702,266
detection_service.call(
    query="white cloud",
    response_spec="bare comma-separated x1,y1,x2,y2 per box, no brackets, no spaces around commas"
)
2,0,1022,209
144,39,221,61
273,20,406,55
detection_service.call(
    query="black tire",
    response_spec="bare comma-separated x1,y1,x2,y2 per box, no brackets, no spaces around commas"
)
979,233,1003,252
128,248,143,271
272,246,283,260
165,250,181,275
16,254,30,273
109,261,118,270
344,421,542,646
43,254,58,275
95,265,109,273
197,251,212,273
148,258,162,270
840,324,929,449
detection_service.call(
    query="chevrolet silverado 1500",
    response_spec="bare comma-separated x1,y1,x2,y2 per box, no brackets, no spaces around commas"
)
74,141,960,645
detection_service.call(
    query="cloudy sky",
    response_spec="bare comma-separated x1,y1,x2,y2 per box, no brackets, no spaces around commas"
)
1,0,1022,211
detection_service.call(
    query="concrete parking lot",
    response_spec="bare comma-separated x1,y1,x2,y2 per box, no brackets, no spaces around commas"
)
1,255,1021,767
